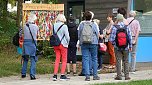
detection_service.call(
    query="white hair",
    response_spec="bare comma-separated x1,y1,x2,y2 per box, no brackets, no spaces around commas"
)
129,11,136,17
28,13,37,23
56,14,66,22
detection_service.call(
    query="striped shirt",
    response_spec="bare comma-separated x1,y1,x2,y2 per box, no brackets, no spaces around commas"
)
109,22,132,50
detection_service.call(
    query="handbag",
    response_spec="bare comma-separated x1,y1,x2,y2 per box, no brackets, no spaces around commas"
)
26,24,42,56
99,43,107,52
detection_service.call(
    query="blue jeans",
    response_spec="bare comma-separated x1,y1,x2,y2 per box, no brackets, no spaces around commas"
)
21,55,36,77
81,55,93,75
81,44,98,77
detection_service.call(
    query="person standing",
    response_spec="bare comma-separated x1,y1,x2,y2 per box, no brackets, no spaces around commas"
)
78,11,100,81
127,11,141,73
93,19,104,71
103,13,116,69
67,16,78,76
21,14,39,80
52,14,70,81
110,14,132,80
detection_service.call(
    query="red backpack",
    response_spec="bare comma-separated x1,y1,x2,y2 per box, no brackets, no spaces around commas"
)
114,25,129,49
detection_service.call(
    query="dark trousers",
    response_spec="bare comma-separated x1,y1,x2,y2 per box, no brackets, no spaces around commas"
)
115,50,129,78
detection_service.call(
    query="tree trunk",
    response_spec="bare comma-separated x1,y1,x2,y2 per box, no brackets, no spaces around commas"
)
16,0,23,28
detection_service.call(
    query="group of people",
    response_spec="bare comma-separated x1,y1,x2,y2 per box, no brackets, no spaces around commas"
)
20,7,141,81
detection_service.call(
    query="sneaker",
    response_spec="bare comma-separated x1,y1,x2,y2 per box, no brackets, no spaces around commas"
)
130,72,136,74
78,73,85,76
97,68,101,72
53,75,57,81
21,75,26,78
60,75,70,81
85,77,90,81
67,72,70,76
30,76,36,80
73,72,77,76
114,77,122,80
125,77,131,80
93,76,100,80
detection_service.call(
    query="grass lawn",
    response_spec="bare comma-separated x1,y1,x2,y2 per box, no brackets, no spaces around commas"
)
93,79,152,85
0,44,54,78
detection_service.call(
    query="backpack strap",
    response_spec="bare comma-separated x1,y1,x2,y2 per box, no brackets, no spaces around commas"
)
128,18,135,25
114,25,128,29
26,23,37,47
53,24,64,34
53,24,65,42
90,22,98,38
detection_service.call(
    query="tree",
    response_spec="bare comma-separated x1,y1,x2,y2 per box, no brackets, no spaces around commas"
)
16,0,23,28
0,0,8,32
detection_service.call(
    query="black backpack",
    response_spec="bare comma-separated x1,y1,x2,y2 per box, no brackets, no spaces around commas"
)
12,31,19,46
115,25,129,49
50,24,65,46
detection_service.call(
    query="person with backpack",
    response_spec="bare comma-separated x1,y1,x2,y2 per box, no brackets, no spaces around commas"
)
66,16,78,76
127,11,141,73
78,11,100,81
21,13,39,80
109,14,132,80
52,14,70,81
103,13,116,69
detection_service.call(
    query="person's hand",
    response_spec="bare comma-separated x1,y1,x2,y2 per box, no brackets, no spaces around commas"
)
99,34,103,39
77,46,80,51
129,48,132,52
132,40,136,45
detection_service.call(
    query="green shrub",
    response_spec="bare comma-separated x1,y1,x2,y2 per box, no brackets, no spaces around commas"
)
8,12,17,20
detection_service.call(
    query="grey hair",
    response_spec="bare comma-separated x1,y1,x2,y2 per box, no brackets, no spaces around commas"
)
56,14,66,22
129,11,136,17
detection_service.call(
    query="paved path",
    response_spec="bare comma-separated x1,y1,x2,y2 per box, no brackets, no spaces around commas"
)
0,70,152,85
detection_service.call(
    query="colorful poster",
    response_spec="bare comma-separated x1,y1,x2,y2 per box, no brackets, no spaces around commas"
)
22,4,64,40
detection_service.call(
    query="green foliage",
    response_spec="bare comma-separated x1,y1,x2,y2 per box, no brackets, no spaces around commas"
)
37,40,55,60
0,17,55,77
8,0,16,6
93,79,152,85
49,0,58,4
9,12,17,20
32,0,58,4
0,46,54,77
0,18,18,51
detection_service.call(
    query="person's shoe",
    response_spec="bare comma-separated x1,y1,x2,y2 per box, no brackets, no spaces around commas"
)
21,75,26,78
53,75,57,81
108,65,116,69
85,77,90,81
125,77,131,80
73,72,77,76
67,72,70,76
114,77,122,80
78,73,85,76
30,76,36,80
60,75,70,81
97,68,102,72
130,72,136,74
93,76,100,80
